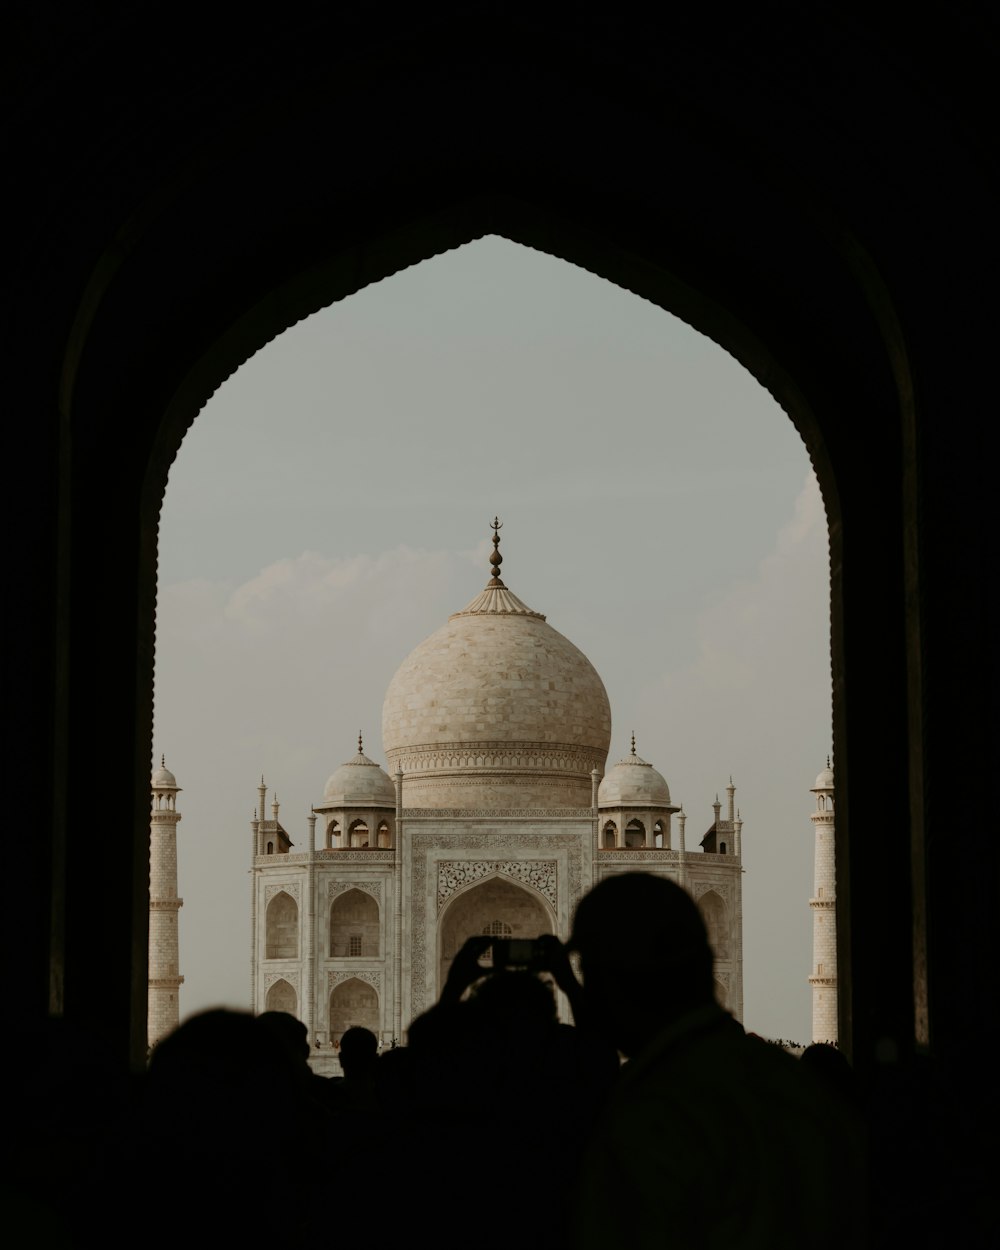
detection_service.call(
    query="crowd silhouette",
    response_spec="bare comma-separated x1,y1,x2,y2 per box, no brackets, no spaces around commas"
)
9,872,936,1249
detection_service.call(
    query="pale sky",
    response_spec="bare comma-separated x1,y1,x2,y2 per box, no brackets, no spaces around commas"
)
154,235,831,1045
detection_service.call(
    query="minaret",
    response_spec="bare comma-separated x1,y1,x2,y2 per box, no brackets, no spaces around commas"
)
148,756,184,1053
808,757,837,1043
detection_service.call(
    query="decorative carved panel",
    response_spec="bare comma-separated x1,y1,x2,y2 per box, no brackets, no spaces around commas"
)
328,969,382,992
264,881,301,905
437,860,558,910
263,971,299,990
327,880,383,903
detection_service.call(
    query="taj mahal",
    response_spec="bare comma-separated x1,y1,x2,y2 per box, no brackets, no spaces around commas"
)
149,522,755,1069
246,521,747,1072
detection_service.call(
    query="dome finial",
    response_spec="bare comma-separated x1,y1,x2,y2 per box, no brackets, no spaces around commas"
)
630,731,636,756
161,754,165,768
489,517,505,587
358,730,364,755
827,753,831,768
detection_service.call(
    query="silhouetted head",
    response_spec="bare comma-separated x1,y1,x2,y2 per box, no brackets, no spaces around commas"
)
146,1008,308,1114
800,1042,862,1108
468,969,559,1033
339,1025,378,1078
256,1010,311,1066
569,873,715,1056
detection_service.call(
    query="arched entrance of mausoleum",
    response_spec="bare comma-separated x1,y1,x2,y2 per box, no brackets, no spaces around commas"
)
438,874,555,994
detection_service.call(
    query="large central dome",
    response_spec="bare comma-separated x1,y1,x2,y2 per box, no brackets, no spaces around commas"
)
382,525,611,809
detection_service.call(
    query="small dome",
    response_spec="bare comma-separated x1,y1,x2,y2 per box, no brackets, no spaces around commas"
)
323,743,395,808
599,742,672,807
152,756,177,788
813,759,835,790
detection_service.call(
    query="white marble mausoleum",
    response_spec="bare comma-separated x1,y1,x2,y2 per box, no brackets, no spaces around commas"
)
248,522,745,1072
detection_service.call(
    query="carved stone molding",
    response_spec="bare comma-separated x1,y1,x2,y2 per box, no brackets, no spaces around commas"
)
328,969,382,993
392,741,601,776
327,879,383,903
149,898,183,910
415,832,581,852
264,881,300,905
437,860,558,910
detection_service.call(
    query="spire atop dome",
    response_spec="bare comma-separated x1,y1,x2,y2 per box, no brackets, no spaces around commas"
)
598,738,674,806
320,739,395,806
489,516,505,587
452,519,545,618
152,755,178,788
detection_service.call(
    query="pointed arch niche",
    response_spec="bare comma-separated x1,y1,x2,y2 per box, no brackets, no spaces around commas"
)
265,978,297,1014
329,977,379,1044
265,891,299,960
153,230,836,1053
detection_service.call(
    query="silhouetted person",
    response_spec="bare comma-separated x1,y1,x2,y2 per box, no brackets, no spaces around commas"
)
127,1009,329,1244
567,873,867,1249
388,934,619,1250
800,1040,865,1112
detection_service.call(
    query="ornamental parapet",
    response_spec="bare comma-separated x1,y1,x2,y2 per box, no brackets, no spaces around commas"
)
808,975,837,987
809,897,836,909
599,848,680,862
148,976,185,988
401,808,595,819
311,849,395,863
254,850,396,865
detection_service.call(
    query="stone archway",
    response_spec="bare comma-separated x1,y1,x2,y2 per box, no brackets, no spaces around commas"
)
329,977,379,1044
438,875,554,994
265,891,298,959
698,891,730,961
265,978,297,1014
24,15,981,1084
